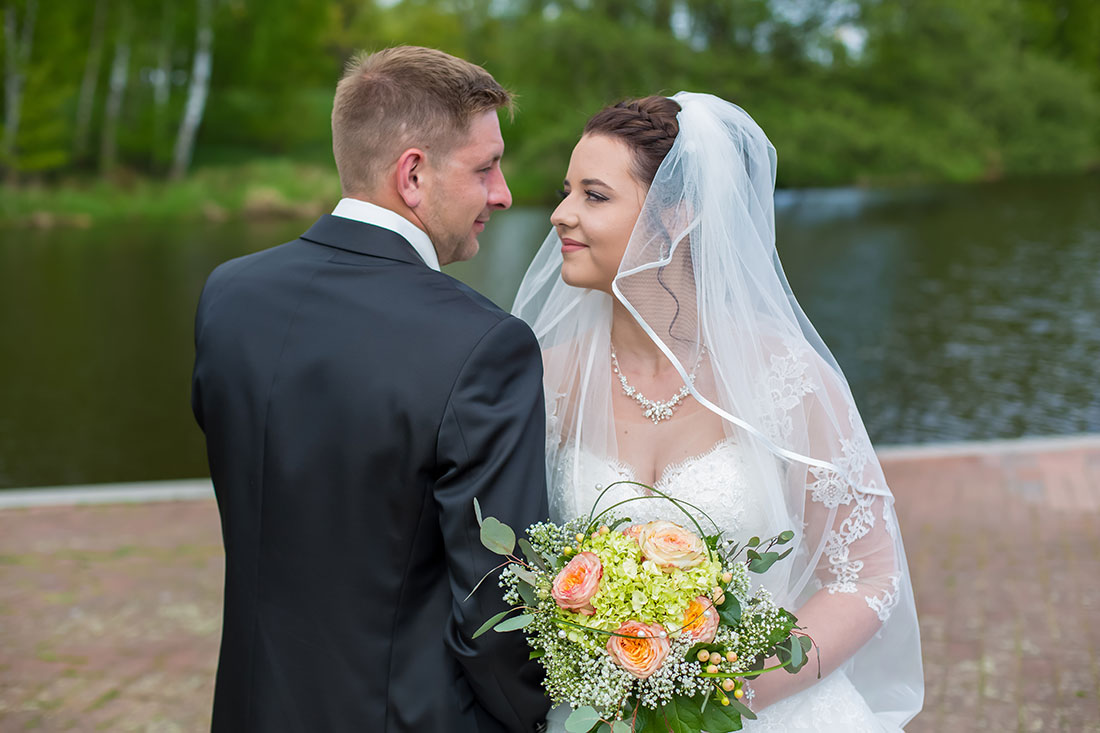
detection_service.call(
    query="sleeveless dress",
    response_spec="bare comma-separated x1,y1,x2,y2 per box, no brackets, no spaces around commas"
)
544,439,897,733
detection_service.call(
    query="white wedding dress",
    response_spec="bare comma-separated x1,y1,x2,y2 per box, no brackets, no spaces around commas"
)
543,439,896,733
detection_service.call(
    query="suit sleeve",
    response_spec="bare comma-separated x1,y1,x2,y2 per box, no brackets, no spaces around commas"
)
435,315,551,732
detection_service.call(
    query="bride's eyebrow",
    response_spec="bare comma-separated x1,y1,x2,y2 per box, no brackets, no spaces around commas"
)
581,178,613,190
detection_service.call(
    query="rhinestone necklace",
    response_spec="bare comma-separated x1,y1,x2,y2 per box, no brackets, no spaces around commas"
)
610,344,703,425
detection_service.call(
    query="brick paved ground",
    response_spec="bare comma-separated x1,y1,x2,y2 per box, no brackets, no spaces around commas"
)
1,437,1097,731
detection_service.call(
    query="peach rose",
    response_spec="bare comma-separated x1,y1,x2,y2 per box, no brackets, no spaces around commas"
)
680,596,720,643
637,520,707,571
622,524,644,543
606,621,670,679
551,551,602,615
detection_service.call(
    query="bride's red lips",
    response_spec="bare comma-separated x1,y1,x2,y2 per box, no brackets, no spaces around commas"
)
561,238,587,253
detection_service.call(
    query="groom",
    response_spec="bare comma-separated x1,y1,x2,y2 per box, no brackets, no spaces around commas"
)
191,47,550,732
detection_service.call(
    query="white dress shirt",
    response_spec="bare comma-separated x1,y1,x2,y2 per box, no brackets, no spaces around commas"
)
331,198,440,272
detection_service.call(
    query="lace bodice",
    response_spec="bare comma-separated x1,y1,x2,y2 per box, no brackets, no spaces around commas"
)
550,439,784,546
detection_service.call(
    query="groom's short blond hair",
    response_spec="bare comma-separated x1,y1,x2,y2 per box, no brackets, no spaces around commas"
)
332,46,514,196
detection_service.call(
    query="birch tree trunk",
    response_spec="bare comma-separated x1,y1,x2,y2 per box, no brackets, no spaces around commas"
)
170,0,212,180
99,1,131,175
74,0,108,162
152,0,173,168
153,0,173,108
3,0,38,183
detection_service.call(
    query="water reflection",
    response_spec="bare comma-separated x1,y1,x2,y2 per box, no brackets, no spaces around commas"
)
0,176,1096,488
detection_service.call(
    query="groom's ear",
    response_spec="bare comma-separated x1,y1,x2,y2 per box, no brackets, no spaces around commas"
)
396,148,426,209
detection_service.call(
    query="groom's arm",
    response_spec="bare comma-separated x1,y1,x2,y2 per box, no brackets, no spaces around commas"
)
435,315,551,732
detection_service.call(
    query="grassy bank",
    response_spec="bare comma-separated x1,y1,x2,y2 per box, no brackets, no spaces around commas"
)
1,159,343,229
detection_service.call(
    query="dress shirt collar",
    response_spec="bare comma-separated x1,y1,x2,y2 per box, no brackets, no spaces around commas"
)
331,198,440,271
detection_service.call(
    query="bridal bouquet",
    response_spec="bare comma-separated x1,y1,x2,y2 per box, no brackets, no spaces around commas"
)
471,486,816,733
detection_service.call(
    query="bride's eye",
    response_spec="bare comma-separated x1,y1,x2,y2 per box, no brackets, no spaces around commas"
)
585,190,608,203
556,188,569,200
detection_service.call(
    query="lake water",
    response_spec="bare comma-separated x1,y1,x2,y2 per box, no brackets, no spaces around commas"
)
1,175,1097,488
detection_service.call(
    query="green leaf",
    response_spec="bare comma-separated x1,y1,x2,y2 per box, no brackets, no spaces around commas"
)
632,703,655,731
662,696,704,733
480,517,516,555
747,536,760,548
564,706,601,733
611,722,631,733
777,529,795,544
529,649,545,660
518,537,548,571
777,547,793,561
473,609,512,639
473,498,483,527
494,613,534,632
684,641,719,662
729,698,756,720
700,699,744,732
716,593,742,626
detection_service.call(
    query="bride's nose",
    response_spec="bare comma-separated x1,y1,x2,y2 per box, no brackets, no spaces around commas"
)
550,197,577,230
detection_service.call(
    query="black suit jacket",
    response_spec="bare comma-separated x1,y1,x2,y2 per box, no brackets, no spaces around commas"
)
191,215,551,732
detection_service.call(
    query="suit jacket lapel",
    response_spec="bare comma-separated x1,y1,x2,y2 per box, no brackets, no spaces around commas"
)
300,215,428,267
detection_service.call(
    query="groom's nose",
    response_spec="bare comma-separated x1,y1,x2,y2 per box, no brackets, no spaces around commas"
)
488,167,512,210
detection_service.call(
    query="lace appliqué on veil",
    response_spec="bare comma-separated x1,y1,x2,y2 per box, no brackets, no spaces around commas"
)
756,345,817,442
811,409,884,597
866,574,902,623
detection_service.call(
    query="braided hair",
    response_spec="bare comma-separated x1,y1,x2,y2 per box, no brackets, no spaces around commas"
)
583,96,681,187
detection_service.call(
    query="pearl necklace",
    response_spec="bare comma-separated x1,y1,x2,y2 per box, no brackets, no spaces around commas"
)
610,344,702,425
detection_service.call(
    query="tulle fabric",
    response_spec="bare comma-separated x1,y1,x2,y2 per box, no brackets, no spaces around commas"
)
513,92,923,727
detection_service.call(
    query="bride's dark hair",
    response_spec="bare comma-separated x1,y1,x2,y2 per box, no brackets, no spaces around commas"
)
586,96,692,344
583,96,681,187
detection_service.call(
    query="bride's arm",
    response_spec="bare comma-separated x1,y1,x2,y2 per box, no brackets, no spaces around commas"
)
746,374,905,711
745,491,900,710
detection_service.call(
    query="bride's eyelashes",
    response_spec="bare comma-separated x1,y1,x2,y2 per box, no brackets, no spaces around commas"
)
557,187,609,203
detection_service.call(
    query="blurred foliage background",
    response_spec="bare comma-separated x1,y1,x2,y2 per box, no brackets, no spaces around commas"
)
1,0,1098,215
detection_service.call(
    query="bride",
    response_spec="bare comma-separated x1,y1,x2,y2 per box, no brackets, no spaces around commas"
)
512,93,923,731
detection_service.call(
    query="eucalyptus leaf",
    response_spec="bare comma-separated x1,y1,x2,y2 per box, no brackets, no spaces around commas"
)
747,536,760,548
480,516,516,555
529,649,544,660
473,498,483,527
789,634,805,670
748,551,780,573
777,529,795,544
516,580,536,606
510,564,540,587
777,547,793,561
518,537,548,571
564,706,601,733
611,722,632,733
473,609,511,639
494,613,534,632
